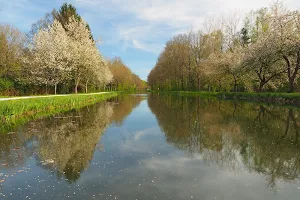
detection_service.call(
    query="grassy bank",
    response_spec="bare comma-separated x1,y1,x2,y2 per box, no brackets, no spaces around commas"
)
153,91,300,105
152,91,218,97
0,92,118,134
216,92,300,105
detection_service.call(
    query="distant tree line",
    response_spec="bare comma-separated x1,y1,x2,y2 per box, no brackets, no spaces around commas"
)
107,57,147,91
0,3,145,95
148,2,300,93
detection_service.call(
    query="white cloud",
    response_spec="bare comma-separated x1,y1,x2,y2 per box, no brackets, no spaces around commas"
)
120,127,163,153
73,0,300,55
132,40,147,51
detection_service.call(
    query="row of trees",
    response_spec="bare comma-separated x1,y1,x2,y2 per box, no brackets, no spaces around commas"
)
0,3,145,95
107,57,147,91
148,2,300,93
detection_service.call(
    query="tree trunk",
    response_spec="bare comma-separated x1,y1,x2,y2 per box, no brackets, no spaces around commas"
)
283,55,298,93
288,78,295,93
75,78,80,94
258,81,265,92
181,78,184,91
85,81,88,93
233,77,237,92
290,51,300,93
54,83,57,95
75,85,78,94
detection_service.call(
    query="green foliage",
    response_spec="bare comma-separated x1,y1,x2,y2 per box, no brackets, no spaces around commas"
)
240,28,251,47
166,91,300,106
54,2,93,40
0,78,14,93
55,3,81,28
107,57,147,91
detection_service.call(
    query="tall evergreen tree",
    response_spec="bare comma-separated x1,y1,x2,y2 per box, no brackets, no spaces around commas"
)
54,3,93,40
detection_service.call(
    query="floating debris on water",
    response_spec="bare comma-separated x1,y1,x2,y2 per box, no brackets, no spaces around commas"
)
40,159,55,165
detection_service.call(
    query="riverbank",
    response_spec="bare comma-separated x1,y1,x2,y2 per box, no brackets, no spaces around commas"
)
0,92,118,133
152,91,300,105
216,92,300,105
0,92,113,101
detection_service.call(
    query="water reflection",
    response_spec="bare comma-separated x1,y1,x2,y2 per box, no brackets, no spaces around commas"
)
0,95,144,183
148,94,300,187
110,94,146,126
1,94,300,199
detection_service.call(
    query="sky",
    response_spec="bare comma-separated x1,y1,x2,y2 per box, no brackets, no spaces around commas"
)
0,0,300,80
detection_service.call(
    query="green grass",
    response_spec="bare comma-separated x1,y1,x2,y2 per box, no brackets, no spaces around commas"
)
0,92,118,134
177,91,219,97
151,91,218,98
152,90,300,105
216,92,300,102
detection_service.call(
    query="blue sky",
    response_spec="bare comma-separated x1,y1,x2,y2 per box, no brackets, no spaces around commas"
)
1,0,299,80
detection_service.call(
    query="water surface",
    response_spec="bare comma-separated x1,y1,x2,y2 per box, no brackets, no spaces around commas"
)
1,94,300,199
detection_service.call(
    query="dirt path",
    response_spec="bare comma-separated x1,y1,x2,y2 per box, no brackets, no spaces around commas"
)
0,92,110,102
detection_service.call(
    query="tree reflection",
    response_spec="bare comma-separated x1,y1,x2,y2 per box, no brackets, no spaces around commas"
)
26,103,113,183
0,95,144,182
109,94,145,125
148,94,300,187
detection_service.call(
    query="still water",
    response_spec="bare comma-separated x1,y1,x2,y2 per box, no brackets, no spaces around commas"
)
1,94,300,200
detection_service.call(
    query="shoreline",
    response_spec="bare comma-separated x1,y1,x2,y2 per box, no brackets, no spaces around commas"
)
0,92,118,134
151,91,300,106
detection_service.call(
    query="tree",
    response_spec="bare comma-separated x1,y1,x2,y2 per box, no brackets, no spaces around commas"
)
66,16,111,93
81,50,112,93
27,9,57,44
1,3,122,95
0,32,9,77
148,3,300,93
108,57,145,91
32,19,71,94
54,3,93,40
268,3,300,92
243,33,285,92
54,3,80,27
242,7,269,45
0,24,25,79
209,48,244,92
